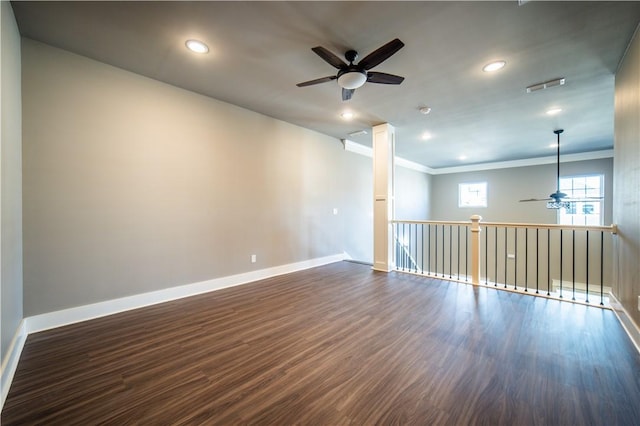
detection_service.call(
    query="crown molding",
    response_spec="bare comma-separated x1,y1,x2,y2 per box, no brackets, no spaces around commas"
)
342,140,434,174
343,140,613,176
430,150,614,175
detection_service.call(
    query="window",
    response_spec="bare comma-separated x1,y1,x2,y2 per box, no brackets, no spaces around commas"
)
558,175,604,226
458,182,487,208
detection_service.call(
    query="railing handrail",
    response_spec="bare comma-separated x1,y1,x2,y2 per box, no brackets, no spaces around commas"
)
390,219,471,226
392,219,617,234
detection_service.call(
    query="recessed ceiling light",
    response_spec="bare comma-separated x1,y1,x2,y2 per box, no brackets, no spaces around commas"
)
482,60,506,72
546,108,562,115
421,132,432,140
549,143,558,148
340,111,354,120
185,39,209,54
458,155,468,161
419,106,432,115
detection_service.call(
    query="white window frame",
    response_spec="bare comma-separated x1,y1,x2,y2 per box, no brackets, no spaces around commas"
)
458,182,487,208
557,174,604,226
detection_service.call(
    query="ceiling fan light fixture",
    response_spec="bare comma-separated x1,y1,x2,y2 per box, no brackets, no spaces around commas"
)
337,71,367,90
185,39,209,54
547,201,571,210
482,60,506,72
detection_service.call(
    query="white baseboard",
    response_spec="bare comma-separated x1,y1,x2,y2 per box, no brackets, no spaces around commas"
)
609,292,640,355
25,253,346,334
1,319,27,409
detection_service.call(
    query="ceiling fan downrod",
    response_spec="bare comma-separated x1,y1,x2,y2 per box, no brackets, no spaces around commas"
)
554,129,564,195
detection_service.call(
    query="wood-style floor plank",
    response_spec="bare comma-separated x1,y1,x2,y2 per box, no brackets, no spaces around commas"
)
3,261,640,425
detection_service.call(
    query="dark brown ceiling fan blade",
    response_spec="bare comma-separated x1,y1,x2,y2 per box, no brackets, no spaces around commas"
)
367,72,405,85
296,76,337,87
358,38,405,70
311,46,347,69
519,198,551,202
342,88,355,101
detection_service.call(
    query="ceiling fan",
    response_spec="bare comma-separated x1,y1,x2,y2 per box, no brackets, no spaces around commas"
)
519,129,602,209
296,38,405,101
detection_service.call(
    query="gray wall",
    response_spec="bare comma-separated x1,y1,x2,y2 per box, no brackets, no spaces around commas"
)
21,38,433,318
341,151,373,262
22,39,357,316
613,26,640,326
1,2,24,363
430,158,613,224
395,165,431,220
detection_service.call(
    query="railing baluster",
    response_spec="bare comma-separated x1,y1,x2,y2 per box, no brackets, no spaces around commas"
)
457,225,460,280
405,223,408,271
514,227,518,290
449,225,453,279
504,227,508,289
536,228,540,294
560,229,563,298
435,224,438,277
420,224,425,275
524,228,528,292
600,231,604,306
572,229,576,301
547,229,550,296
495,226,498,287
427,224,431,276
585,230,590,303
413,223,418,273
441,224,445,278
484,225,488,284
465,225,469,282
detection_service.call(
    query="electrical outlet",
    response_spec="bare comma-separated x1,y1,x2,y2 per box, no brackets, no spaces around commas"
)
251,254,257,263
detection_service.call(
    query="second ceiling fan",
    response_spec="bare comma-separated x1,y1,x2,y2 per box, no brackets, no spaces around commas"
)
296,38,405,101
519,129,602,209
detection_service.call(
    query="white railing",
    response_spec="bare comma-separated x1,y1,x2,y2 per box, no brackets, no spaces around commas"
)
392,216,617,306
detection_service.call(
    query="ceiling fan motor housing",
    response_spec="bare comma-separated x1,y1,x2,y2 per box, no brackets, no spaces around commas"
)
345,50,358,63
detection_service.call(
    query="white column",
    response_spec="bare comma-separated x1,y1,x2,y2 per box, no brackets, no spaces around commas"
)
372,123,395,272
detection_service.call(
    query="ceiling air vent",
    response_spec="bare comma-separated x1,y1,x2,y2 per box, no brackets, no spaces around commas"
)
348,130,368,137
526,78,565,93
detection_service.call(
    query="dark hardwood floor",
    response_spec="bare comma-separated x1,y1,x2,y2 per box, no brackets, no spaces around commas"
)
3,261,640,425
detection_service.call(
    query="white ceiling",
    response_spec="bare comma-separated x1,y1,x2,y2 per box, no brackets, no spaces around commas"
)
11,1,640,169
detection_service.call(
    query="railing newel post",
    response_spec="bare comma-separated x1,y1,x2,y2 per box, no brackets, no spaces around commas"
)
470,215,482,286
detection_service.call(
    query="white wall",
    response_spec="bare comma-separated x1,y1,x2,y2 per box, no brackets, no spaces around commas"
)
1,1,24,368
